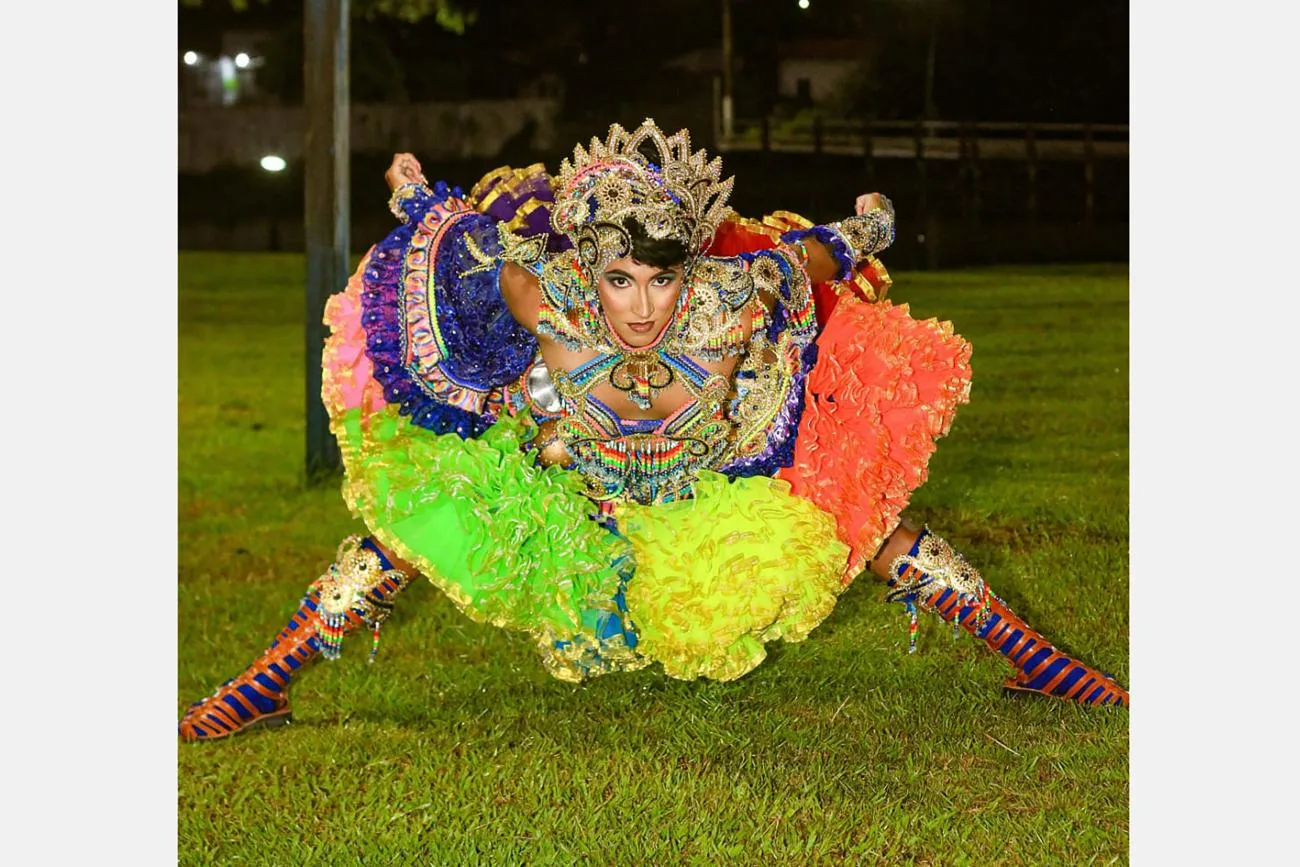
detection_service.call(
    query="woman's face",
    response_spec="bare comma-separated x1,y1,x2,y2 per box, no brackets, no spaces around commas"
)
595,256,684,348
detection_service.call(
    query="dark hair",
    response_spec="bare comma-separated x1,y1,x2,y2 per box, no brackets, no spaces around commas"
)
621,216,688,269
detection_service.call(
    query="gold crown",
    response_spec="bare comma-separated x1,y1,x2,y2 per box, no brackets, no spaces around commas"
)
550,119,735,274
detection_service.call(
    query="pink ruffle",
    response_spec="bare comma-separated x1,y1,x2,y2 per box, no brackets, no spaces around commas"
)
776,299,972,581
322,250,388,419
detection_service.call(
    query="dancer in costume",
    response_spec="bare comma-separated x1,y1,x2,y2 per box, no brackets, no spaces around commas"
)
180,120,1127,742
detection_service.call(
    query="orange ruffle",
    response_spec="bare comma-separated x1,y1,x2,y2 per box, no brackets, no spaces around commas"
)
776,298,972,581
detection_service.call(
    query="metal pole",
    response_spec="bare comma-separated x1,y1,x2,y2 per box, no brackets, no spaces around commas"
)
957,124,969,222
712,74,723,145
915,119,934,270
1083,122,1096,227
304,0,348,483
914,119,928,221
1025,123,1038,223
923,3,938,119
862,117,875,187
721,0,734,140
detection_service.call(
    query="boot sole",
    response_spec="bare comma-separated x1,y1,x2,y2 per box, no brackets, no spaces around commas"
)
181,708,293,743
1002,677,1129,707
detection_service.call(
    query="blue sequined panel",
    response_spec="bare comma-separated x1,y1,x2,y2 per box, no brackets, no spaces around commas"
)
360,183,539,440
433,212,538,390
395,180,463,224
722,342,819,479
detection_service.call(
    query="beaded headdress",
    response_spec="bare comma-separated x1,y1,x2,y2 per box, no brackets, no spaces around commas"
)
550,119,735,278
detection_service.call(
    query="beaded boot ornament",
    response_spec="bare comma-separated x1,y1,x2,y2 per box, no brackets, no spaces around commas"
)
887,530,991,654
310,536,411,662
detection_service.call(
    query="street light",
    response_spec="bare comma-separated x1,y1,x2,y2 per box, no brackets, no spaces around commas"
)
235,52,251,69
261,155,286,252
183,51,199,65
798,0,810,9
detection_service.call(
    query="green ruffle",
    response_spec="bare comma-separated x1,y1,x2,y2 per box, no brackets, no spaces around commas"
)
335,406,629,644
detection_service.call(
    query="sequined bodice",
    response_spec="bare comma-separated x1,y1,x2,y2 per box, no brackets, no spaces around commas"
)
546,346,735,504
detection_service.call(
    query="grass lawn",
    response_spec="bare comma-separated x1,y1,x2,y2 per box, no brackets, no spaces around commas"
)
178,253,1129,865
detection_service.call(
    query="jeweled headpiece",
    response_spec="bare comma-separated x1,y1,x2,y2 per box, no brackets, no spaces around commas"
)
550,119,735,277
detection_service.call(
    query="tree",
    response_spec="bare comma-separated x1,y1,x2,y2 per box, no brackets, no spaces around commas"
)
355,0,476,32
258,17,411,103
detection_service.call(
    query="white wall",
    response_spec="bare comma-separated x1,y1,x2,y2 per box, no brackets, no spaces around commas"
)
778,59,860,103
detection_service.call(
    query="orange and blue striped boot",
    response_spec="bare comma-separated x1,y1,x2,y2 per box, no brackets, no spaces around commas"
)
884,528,1129,707
179,537,413,742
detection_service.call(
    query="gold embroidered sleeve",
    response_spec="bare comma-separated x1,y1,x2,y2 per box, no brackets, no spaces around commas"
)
690,257,756,311
744,249,812,325
496,223,550,267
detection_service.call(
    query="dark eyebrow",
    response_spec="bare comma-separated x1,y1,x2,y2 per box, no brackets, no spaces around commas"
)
604,268,679,280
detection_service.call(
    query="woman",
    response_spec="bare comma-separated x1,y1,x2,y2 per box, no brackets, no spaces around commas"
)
179,120,1127,742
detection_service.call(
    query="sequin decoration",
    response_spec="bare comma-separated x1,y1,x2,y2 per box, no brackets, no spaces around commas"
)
829,208,896,262
550,347,733,505
886,529,991,652
310,537,410,660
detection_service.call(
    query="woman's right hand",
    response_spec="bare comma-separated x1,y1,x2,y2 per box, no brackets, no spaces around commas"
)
385,153,427,192
854,192,894,216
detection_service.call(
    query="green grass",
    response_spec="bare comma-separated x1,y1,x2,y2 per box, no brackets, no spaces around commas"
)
178,253,1129,865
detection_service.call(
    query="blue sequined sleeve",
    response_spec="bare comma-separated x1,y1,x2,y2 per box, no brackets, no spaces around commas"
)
778,209,896,281
432,212,540,389
360,186,539,439
389,180,463,225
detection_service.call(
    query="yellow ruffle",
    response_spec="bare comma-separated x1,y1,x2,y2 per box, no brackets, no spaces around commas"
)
614,472,850,682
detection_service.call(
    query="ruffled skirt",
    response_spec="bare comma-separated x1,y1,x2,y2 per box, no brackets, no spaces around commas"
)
322,220,970,683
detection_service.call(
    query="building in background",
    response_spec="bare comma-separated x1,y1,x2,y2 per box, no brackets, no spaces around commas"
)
776,38,867,107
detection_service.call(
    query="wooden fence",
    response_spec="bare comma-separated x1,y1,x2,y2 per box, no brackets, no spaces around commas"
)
719,118,1127,227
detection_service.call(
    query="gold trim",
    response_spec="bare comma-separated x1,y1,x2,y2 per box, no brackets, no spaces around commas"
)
467,163,550,212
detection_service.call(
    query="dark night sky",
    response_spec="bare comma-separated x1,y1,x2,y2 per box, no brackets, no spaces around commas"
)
179,0,1127,122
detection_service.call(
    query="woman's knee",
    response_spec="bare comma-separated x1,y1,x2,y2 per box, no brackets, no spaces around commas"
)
867,518,921,580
